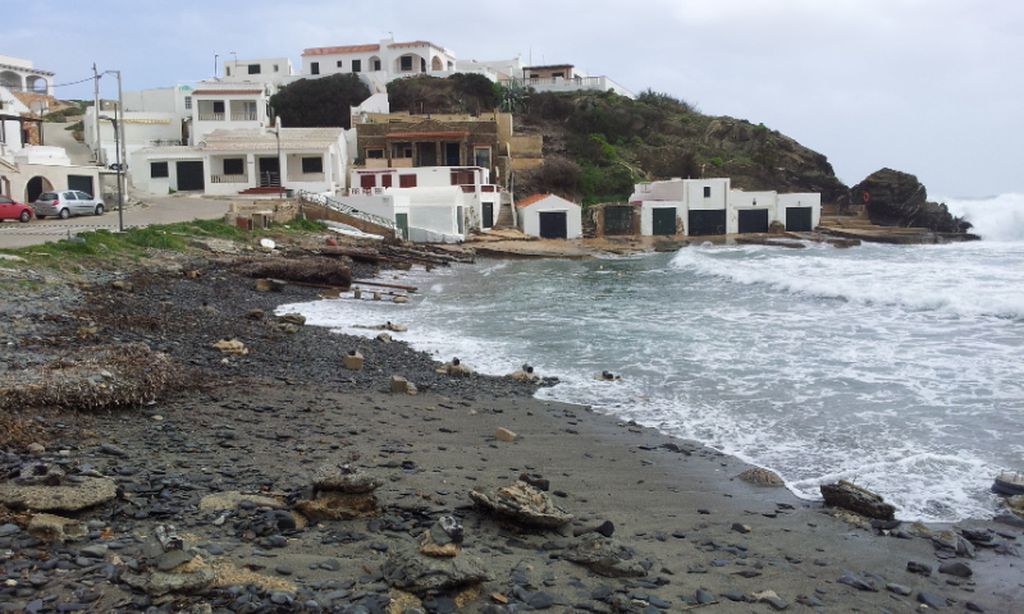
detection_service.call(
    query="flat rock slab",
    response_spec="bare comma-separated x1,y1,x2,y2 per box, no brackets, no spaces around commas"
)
382,548,490,595
198,491,286,512
469,480,573,529
564,533,649,578
0,477,117,512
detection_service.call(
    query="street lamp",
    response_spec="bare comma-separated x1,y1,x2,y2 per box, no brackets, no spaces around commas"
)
99,115,124,232
96,68,125,231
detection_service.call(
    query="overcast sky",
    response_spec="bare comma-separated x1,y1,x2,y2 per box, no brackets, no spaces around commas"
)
8,0,1022,198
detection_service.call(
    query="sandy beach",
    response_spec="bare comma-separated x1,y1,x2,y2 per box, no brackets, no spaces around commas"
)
1,242,1021,613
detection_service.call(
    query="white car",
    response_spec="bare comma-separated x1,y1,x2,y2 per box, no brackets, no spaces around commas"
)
32,191,105,219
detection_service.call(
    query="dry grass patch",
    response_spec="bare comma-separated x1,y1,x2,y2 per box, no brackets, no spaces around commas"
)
0,343,194,412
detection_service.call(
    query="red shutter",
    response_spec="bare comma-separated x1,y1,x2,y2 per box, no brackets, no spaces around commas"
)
382,174,393,188
399,175,417,188
360,174,376,189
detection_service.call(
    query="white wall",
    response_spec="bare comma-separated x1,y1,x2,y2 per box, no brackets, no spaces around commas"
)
727,189,777,233
518,195,583,239
222,58,293,84
129,148,204,195
302,40,456,83
685,178,730,210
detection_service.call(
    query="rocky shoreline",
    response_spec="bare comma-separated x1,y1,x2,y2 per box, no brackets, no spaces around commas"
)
1,243,1022,612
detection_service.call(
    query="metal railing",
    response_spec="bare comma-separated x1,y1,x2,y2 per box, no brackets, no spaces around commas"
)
297,190,396,231
197,112,225,121
210,174,248,184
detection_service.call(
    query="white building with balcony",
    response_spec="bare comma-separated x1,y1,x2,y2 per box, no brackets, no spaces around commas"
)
510,64,634,99
301,38,457,90
343,165,501,242
189,82,271,145
0,55,54,95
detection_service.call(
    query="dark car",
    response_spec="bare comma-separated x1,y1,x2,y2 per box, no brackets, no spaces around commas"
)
0,195,34,223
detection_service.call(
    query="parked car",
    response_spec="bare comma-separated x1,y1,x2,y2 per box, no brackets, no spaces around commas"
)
0,195,34,223
32,190,105,219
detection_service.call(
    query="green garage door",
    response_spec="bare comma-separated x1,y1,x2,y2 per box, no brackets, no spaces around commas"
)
482,203,494,229
738,209,769,233
652,208,677,235
688,210,726,236
786,207,813,231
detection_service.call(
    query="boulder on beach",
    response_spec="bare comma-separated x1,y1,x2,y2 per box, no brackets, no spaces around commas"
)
564,533,650,578
738,467,785,487
382,546,490,595
312,463,382,494
820,480,896,521
469,480,573,529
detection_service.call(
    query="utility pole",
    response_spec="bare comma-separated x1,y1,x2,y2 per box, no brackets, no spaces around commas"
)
92,63,102,165
214,53,219,79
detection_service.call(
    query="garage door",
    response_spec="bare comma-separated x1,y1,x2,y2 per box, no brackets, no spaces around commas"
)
652,208,677,235
688,210,726,236
738,209,769,233
786,207,813,231
67,175,95,196
603,205,633,236
482,203,494,229
539,211,567,239
176,161,205,191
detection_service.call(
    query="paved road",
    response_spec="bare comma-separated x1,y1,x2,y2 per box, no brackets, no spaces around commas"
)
0,195,231,249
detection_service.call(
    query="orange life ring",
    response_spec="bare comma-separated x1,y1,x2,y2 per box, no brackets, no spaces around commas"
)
862,190,871,203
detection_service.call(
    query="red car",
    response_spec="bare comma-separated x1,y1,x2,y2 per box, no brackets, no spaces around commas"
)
0,195,34,223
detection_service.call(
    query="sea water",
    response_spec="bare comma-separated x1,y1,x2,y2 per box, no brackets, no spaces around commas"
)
281,194,1024,522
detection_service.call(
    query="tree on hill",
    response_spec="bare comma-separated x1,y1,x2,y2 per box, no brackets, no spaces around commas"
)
387,74,500,115
269,74,371,129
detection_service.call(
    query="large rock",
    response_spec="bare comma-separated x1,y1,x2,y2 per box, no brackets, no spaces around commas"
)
0,476,117,512
382,547,490,595
469,481,573,529
28,513,87,542
123,556,216,596
820,480,896,521
312,464,382,494
852,168,971,233
564,533,649,578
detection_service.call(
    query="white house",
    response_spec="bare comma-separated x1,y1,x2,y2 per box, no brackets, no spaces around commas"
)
509,64,634,99
0,55,54,95
630,177,821,236
301,38,457,92
130,127,348,197
343,165,501,242
221,58,294,84
516,193,583,239
189,81,271,145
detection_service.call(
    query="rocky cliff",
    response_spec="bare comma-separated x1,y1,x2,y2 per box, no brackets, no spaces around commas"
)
851,168,971,233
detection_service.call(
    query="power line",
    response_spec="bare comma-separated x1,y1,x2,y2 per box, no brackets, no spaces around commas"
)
47,76,97,89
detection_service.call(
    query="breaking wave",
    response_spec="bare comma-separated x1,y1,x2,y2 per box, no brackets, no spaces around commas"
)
945,193,1024,242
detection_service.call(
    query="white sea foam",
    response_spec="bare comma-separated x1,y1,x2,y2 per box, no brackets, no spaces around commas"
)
281,216,1024,523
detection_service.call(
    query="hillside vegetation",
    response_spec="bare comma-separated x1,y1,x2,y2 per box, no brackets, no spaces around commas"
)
514,90,848,204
